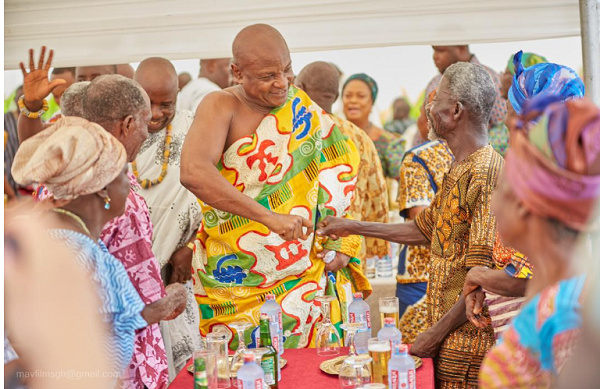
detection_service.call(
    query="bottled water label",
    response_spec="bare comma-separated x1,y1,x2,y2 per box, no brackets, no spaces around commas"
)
390,369,415,389
348,312,371,333
238,378,264,389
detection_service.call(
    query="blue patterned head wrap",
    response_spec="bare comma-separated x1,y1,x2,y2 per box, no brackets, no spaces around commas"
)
343,73,379,103
508,50,584,115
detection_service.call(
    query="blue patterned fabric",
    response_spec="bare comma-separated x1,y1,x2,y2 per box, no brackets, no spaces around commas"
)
49,229,147,373
508,50,584,115
504,274,585,372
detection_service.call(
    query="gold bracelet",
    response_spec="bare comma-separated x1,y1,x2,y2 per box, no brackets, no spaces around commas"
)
17,96,48,119
186,242,195,251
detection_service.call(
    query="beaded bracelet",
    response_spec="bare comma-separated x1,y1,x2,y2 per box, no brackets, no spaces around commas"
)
17,96,48,119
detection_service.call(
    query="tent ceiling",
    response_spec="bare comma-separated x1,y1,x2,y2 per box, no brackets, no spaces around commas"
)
4,0,582,70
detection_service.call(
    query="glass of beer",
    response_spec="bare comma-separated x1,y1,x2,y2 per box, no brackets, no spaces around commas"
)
368,338,391,385
379,296,400,328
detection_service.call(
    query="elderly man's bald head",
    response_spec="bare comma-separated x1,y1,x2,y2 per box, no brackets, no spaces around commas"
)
232,24,289,68
134,57,179,133
135,57,178,90
231,24,294,109
295,61,340,114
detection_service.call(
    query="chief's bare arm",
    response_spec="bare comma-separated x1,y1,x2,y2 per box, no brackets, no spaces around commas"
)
180,92,312,241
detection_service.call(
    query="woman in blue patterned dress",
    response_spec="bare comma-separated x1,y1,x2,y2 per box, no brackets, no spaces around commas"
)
11,117,187,378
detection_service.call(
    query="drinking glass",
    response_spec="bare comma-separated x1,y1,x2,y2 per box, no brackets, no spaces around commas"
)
339,355,372,389
367,338,391,385
207,332,231,388
229,321,253,387
379,296,400,328
193,349,218,389
315,295,341,356
340,322,366,357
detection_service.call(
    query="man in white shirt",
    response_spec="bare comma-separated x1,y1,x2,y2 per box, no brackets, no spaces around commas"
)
177,58,231,112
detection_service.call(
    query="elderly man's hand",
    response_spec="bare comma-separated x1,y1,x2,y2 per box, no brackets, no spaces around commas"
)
465,287,489,328
410,327,445,358
316,216,355,240
317,249,351,272
163,283,187,321
19,47,66,111
168,245,193,285
264,212,314,241
463,266,487,297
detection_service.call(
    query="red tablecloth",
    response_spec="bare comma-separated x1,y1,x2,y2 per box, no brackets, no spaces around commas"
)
169,347,434,389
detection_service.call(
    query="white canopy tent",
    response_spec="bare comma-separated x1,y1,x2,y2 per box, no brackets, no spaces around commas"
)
4,0,599,102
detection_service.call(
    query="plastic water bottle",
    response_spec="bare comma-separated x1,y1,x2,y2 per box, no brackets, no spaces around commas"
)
376,254,393,277
388,344,416,389
378,317,402,352
237,351,266,389
366,256,377,279
348,292,371,354
260,294,283,356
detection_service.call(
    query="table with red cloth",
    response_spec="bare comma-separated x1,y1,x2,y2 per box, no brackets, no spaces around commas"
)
168,347,434,388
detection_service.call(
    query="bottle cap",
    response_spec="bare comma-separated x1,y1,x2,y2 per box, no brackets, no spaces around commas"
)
265,293,275,301
353,292,363,299
384,317,395,326
243,351,255,363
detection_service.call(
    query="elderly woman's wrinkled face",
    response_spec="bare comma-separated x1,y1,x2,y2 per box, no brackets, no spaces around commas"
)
342,80,373,124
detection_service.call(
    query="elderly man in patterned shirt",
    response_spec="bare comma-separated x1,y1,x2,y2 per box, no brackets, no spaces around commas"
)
318,62,502,389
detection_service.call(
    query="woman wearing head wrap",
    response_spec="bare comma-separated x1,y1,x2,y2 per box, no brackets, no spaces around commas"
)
342,73,406,180
500,51,548,100
505,51,585,133
11,117,187,377
464,56,586,342
478,96,600,388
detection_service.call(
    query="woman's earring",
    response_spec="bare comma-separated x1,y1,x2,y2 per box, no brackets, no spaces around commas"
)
104,196,111,210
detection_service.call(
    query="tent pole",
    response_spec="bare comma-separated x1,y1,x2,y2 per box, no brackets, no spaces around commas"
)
579,0,600,106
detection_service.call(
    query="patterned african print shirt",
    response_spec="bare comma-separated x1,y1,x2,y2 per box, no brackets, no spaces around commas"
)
414,145,502,386
479,275,585,388
371,128,406,180
101,174,169,389
331,115,390,259
397,140,453,284
385,118,415,136
426,55,507,128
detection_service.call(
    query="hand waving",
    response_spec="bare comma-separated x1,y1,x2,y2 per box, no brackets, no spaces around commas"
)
19,46,66,110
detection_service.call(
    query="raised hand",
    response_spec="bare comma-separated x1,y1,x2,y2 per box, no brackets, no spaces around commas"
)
19,46,66,110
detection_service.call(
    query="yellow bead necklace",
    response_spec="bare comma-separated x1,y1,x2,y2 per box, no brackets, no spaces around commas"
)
131,124,172,189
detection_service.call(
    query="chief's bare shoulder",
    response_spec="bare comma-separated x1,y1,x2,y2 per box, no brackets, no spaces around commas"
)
197,88,238,111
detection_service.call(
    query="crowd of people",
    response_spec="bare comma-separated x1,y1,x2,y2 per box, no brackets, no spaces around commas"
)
4,23,600,389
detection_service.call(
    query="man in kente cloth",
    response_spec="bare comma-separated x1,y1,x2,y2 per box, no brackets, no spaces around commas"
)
180,24,370,348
